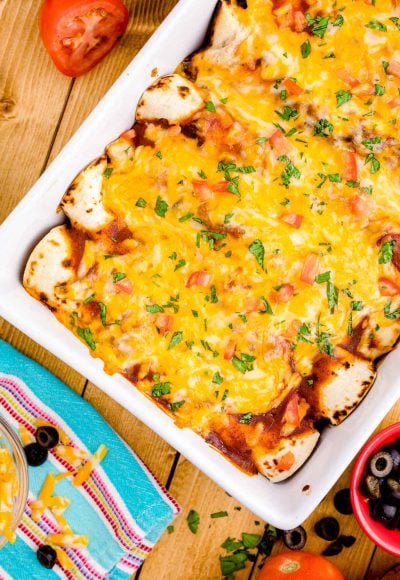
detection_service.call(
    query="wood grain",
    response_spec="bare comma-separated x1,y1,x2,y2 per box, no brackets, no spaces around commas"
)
0,2,399,579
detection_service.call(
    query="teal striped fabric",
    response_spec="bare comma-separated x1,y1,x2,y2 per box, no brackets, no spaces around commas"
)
0,340,180,579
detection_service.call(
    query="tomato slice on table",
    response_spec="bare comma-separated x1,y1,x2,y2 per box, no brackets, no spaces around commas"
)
40,0,129,77
258,550,344,580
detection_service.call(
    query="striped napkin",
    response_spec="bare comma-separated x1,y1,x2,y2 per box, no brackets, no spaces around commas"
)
0,340,180,579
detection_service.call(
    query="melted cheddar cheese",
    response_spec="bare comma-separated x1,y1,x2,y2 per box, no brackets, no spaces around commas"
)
45,0,400,470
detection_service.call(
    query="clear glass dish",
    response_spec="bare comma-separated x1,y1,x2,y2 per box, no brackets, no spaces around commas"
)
0,415,28,548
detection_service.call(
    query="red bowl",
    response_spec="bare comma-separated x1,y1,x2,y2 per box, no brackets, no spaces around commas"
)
350,423,400,558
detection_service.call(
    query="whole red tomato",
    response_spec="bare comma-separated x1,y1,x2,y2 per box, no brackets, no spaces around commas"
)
39,0,129,77
258,551,345,580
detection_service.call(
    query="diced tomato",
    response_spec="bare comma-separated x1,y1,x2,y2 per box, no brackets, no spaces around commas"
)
300,254,319,285
270,283,295,303
276,451,295,471
292,8,307,32
154,313,173,335
224,339,236,360
212,180,230,193
245,296,266,313
336,68,360,88
115,278,133,294
192,180,213,201
280,213,303,229
350,195,375,221
120,128,136,141
378,277,400,296
186,271,212,288
342,150,358,182
282,78,303,96
269,129,291,155
284,394,300,427
388,60,400,78
388,97,400,109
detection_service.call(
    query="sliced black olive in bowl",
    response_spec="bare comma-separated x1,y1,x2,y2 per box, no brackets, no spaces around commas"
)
24,442,48,467
334,488,353,515
369,499,398,527
283,526,307,550
369,451,394,478
35,425,59,449
389,447,400,472
386,478,400,501
314,517,340,541
362,475,382,499
37,545,57,569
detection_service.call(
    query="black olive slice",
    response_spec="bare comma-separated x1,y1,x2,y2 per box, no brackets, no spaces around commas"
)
35,425,59,449
322,540,343,557
283,526,307,550
24,442,48,467
334,488,353,515
369,451,394,478
338,534,356,548
389,448,400,471
369,499,397,525
37,545,57,569
314,517,340,541
364,475,382,499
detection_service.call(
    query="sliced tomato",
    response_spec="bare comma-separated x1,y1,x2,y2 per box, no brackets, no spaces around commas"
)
378,277,400,296
258,551,345,580
223,339,236,361
283,319,302,340
269,129,292,155
280,213,303,229
300,254,319,285
336,68,360,88
388,59,400,78
284,394,300,427
186,271,212,288
192,180,213,201
115,277,133,294
245,296,266,313
342,150,358,182
351,83,374,97
282,78,303,96
270,283,295,303
350,195,375,221
276,451,295,472
154,313,173,335
39,0,129,77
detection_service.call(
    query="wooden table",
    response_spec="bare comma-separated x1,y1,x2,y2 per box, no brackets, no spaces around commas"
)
0,1,399,578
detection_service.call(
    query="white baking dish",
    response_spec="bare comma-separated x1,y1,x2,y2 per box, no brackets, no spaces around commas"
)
1,0,399,529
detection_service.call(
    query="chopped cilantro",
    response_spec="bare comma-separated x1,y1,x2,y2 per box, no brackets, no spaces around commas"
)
333,14,344,27
327,281,339,313
336,89,352,107
146,304,164,313
155,150,162,159
198,169,207,179
151,382,171,397
275,105,299,121
362,137,382,150
174,259,186,271
232,353,256,374
103,167,113,179
155,195,168,217
136,197,147,208
365,20,387,32
248,239,265,269
170,400,185,412
187,509,200,534
211,511,228,518
205,101,216,112
167,331,183,349
112,272,126,283
365,153,380,174
390,16,400,30
179,212,194,222
307,14,330,38
384,302,400,319
242,533,261,549
212,372,224,385
83,293,95,304
219,552,248,576
314,118,334,137
256,136,267,144
301,39,311,59
239,412,253,424
77,327,96,351
379,240,396,264
352,301,363,311
260,296,273,314
278,155,301,187
315,271,331,284
374,84,385,96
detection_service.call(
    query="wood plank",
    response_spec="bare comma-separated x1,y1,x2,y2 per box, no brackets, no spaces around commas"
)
252,400,400,579
83,382,176,483
139,456,264,580
0,0,72,223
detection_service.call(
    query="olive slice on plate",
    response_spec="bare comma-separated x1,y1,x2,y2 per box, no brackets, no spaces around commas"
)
37,545,57,569
338,534,356,548
24,442,48,467
314,517,340,541
334,488,353,515
322,540,343,557
369,451,393,478
283,526,307,550
36,425,59,449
